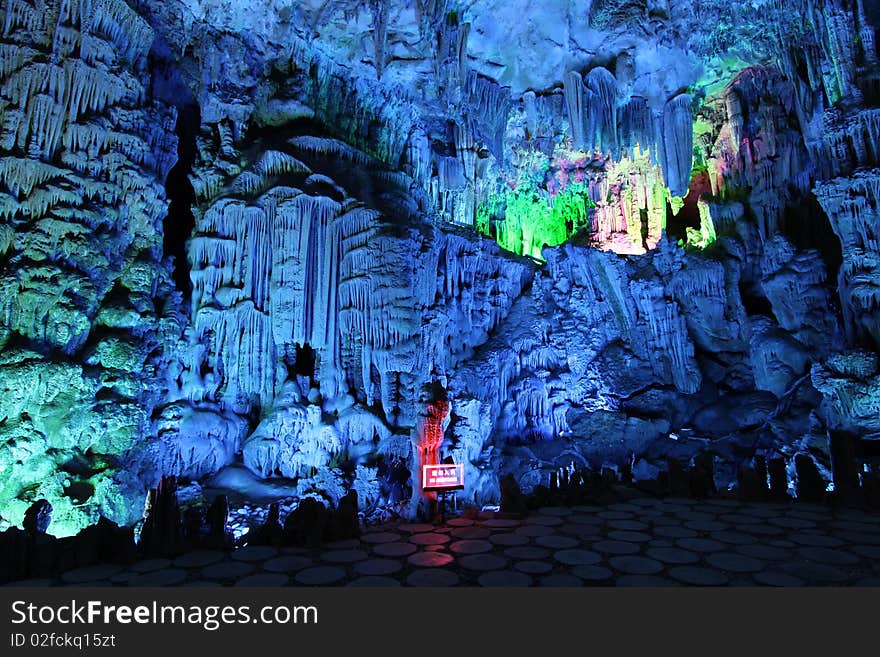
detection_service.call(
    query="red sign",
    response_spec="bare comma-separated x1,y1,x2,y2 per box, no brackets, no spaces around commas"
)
422,464,465,492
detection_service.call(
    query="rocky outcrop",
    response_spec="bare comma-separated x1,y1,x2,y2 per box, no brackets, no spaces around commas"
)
0,0,178,535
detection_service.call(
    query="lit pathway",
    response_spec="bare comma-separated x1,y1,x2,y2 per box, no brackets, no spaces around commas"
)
9,497,880,587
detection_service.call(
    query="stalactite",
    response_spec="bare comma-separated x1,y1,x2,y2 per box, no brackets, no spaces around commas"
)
563,70,587,150
586,67,618,156
662,93,693,197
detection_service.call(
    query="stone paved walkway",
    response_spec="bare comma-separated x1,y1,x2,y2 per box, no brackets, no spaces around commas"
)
8,497,880,586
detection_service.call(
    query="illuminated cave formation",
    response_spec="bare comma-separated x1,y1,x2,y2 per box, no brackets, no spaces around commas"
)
1,0,880,543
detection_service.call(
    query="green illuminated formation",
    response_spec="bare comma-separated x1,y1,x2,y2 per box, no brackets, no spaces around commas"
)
686,200,718,250
479,181,594,260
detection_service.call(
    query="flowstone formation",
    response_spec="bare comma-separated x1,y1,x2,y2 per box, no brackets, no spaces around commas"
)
2,0,880,534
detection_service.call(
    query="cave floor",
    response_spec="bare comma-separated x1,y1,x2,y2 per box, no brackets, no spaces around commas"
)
9,496,880,587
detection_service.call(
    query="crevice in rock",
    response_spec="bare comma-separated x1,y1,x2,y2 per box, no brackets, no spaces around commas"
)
780,192,843,284
163,104,200,299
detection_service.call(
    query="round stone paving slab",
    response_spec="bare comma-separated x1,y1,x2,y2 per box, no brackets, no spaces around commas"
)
831,520,880,534
489,532,529,547
609,556,663,575
525,515,563,526
324,539,360,550
597,511,634,520
631,498,663,507
174,550,225,569
661,498,696,507
130,559,171,574
706,499,742,507
711,531,757,545
669,566,729,586
569,515,604,526
786,509,830,522
607,530,652,543
719,514,758,524
231,545,278,562
646,547,699,565
514,525,556,538
540,574,582,587
515,560,554,575
504,546,550,560
651,516,679,526
792,533,845,548
348,577,401,587
201,561,254,581
770,517,816,529
798,547,860,566
373,542,417,558
409,532,450,546
354,559,402,576
572,505,603,513
739,524,784,536
852,544,880,559
536,535,579,549
323,549,369,564
236,573,289,587
832,509,875,521
559,525,602,541
446,517,475,527
742,505,784,516
608,503,641,513
607,520,649,531
616,575,677,587
684,520,728,533
479,571,532,587
263,555,313,573
407,552,454,568
186,581,222,588
451,527,491,539
130,569,188,587
482,518,520,529
295,566,346,585
62,564,122,584
538,506,574,516
834,531,880,546
705,553,765,573
459,554,508,571
782,563,849,584
361,532,402,544
398,523,435,534
676,538,726,552
754,571,805,587
654,526,698,539
554,549,602,566
675,511,717,523
449,539,493,555
736,545,791,561
594,540,640,555
407,569,459,587
572,565,613,582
